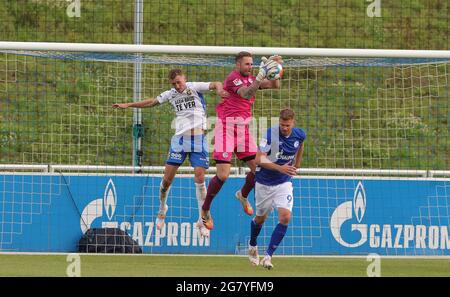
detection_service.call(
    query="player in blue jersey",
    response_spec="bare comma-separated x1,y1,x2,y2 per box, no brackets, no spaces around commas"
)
113,69,228,238
248,108,306,269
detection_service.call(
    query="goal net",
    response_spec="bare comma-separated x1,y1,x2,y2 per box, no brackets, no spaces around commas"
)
0,43,449,255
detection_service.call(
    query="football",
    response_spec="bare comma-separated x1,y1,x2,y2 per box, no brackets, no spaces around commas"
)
267,62,283,80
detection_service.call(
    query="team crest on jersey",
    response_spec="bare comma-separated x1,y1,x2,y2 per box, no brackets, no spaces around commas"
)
294,141,299,148
233,79,243,86
222,152,229,158
186,89,192,95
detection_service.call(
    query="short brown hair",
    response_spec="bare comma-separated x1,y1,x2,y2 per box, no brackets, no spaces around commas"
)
235,51,252,63
279,108,295,121
168,69,184,80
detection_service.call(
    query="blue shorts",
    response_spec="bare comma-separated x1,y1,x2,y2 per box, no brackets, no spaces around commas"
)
166,134,209,169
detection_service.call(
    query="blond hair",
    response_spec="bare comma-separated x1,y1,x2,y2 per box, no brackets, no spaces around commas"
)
279,108,295,121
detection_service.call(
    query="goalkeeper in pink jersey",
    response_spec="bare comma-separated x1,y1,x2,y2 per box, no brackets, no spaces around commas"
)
201,51,283,230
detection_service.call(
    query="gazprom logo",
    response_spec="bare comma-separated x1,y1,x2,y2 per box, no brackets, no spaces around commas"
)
104,179,117,220
80,179,210,247
354,181,366,223
80,178,116,233
330,181,450,250
330,181,368,248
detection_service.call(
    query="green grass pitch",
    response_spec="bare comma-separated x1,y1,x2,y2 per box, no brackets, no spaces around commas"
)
0,254,449,277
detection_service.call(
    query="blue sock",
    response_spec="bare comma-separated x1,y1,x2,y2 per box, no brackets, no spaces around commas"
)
249,219,262,247
266,223,288,256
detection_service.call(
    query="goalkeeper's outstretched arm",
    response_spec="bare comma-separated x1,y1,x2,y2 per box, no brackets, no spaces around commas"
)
237,80,262,99
237,74,281,99
259,77,281,89
237,55,283,99
112,98,160,109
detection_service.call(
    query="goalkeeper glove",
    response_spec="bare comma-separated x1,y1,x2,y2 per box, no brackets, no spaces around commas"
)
268,55,283,64
256,57,279,82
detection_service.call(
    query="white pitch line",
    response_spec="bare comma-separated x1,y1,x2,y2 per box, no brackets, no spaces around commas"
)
1,252,450,259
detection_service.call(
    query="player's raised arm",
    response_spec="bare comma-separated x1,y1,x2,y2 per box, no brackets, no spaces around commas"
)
259,76,281,89
236,81,261,99
209,81,229,98
237,56,282,98
237,57,274,99
112,97,160,109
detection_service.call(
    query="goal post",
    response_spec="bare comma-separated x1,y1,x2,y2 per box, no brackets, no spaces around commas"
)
0,42,449,255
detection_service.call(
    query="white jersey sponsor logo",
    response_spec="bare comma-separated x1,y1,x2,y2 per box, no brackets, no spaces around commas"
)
157,82,210,135
233,78,243,86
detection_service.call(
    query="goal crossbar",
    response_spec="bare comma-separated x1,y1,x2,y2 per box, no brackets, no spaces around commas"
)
2,41,450,58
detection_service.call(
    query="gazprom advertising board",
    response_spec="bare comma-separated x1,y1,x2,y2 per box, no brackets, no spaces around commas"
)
0,174,448,255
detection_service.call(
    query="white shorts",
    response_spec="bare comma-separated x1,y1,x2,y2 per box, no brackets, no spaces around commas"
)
255,181,294,217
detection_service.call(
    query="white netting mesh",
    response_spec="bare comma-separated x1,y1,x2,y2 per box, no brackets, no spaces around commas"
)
0,49,448,255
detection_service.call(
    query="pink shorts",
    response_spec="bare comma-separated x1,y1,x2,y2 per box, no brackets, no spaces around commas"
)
212,117,257,162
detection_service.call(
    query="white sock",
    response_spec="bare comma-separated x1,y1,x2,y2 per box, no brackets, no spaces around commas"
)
195,182,206,219
159,180,171,212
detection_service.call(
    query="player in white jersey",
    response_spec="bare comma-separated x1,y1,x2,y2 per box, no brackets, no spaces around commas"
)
248,108,305,269
113,69,228,237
